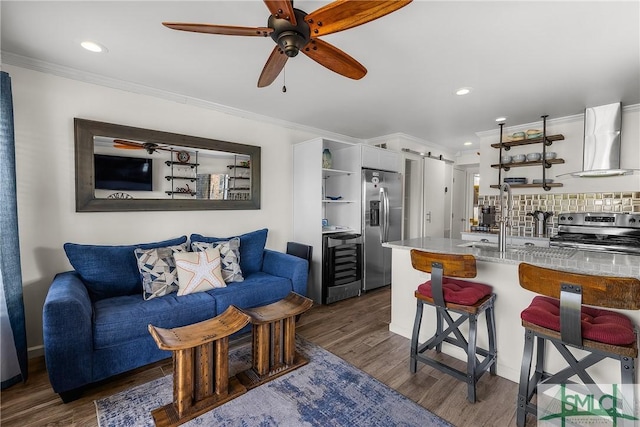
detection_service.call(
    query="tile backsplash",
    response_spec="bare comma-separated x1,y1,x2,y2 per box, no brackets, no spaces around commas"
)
478,191,640,237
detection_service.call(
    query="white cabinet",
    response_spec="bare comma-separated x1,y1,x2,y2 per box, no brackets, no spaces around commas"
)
361,145,401,172
293,138,361,303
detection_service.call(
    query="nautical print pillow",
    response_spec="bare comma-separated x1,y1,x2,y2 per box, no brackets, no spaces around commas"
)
134,243,188,300
174,248,226,295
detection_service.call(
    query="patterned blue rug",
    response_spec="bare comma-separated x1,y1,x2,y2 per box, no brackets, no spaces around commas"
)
95,338,452,426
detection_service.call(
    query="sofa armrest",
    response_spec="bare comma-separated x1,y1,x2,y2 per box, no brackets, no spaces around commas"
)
261,249,309,297
43,271,94,394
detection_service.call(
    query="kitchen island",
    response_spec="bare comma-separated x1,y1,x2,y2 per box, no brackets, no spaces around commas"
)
384,236,640,391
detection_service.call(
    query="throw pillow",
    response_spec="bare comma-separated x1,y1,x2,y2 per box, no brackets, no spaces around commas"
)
135,243,188,300
64,235,188,301
174,248,226,295
190,228,267,276
191,237,244,283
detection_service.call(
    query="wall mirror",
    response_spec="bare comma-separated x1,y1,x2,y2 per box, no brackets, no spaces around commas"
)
75,118,261,211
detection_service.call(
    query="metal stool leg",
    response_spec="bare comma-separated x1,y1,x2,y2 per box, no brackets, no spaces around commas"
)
467,313,478,403
410,299,424,374
435,308,443,353
486,302,497,375
517,329,535,427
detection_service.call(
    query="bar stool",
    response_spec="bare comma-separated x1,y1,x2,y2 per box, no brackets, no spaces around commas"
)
516,263,640,427
409,250,497,403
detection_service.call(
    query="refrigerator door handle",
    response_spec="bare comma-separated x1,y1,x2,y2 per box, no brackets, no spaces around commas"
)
380,187,390,243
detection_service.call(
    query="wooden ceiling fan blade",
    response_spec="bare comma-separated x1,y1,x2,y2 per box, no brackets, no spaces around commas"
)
263,0,297,25
113,139,144,149
162,22,273,37
301,38,366,80
258,46,289,88
306,0,412,37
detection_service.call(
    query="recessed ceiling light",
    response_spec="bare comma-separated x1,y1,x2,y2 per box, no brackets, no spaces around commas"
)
495,117,507,122
455,87,472,96
81,41,107,53
463,141,473,146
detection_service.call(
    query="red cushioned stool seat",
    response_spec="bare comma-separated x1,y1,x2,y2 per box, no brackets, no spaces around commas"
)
417,278,493,306
521,295,636,346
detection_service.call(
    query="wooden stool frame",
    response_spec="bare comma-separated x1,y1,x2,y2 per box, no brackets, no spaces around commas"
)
237,292,313,389
516,263,640,427
148,306,251,427
409,250,497,403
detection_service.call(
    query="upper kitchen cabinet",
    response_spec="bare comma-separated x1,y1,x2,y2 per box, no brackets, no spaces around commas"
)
361,145,401,172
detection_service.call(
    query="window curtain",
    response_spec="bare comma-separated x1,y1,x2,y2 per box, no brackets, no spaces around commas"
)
1,71,28,389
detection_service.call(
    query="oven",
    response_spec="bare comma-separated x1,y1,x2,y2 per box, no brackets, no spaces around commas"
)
549,212,640,255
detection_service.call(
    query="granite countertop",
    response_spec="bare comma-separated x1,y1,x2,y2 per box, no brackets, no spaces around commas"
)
383,237,640,279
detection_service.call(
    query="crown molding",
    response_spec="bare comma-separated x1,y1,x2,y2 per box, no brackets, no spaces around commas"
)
1,51,362,144
475,103,640,139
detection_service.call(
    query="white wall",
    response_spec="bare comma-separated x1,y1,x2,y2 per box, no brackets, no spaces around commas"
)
6,65,323,354
476,106,640,194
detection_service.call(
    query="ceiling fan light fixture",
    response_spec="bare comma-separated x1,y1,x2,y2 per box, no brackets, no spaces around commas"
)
277,31,306,57
495,116,507,123
455,87,471,96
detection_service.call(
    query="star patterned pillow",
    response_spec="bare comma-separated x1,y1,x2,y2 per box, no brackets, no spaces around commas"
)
174,247,226,296
134,243,188,300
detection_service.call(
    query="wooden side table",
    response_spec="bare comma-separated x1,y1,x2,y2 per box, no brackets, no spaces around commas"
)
237,292,314,389
148,306,251,427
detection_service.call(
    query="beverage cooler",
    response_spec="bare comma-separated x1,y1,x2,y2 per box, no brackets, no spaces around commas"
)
322,233,362,304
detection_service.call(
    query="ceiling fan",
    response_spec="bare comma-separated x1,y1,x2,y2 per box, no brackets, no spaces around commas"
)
112,139,172,154
162,0,412,87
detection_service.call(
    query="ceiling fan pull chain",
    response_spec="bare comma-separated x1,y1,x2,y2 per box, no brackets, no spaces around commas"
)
282,66,287,93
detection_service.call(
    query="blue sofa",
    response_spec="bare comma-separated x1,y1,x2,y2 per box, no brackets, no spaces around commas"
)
42,229,309,402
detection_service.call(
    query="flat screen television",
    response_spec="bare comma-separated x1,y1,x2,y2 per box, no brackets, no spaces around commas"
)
94,154,153,191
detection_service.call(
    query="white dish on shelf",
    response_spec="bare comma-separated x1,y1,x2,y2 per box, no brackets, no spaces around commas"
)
544,152,557,160
512,154,526,163
501,155,512,164
526,152,541,161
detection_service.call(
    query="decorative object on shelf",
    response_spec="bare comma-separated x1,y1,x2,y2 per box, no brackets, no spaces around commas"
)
510,132,525,141
107,192,133,199
176,150,190,163
512,154,526,163
544,151,557,160
525,129,543,139
501,155,512,164
504,177,527,184
325,196,342,200
322,148,332,169
526,152,541,161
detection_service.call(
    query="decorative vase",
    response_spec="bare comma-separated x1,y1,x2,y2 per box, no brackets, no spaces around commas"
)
322,148,332,169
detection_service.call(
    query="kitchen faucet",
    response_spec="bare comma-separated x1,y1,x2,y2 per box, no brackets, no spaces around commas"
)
498,183,512,252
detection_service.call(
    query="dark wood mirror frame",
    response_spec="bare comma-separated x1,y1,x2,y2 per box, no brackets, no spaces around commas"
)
75,118,261,212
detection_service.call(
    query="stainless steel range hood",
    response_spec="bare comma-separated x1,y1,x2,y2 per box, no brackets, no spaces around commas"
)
570,102,631,177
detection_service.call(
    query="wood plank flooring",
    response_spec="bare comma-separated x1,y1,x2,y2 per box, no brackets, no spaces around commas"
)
0,287,531,426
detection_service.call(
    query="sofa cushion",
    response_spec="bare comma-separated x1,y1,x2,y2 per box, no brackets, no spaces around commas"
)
92,291,217,349
208,271,293,314
191,237,244,283
135,243,188,300
64,236,188,301
190,228,268,276
174,248,226,295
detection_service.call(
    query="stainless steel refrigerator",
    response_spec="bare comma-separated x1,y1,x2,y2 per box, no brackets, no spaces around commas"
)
362,168,402,291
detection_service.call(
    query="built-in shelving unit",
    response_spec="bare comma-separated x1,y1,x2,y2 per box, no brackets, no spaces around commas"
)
165,152,198,197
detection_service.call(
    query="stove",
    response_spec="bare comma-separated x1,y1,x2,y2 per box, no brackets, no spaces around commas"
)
550,212,640,255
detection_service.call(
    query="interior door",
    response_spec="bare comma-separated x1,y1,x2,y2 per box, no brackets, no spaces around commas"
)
451,167,467,239
423,157,445,237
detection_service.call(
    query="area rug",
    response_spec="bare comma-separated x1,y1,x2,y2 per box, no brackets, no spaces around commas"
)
95,338,452,427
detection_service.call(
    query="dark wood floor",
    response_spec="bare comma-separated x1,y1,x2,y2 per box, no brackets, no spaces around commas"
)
0,287,531,426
